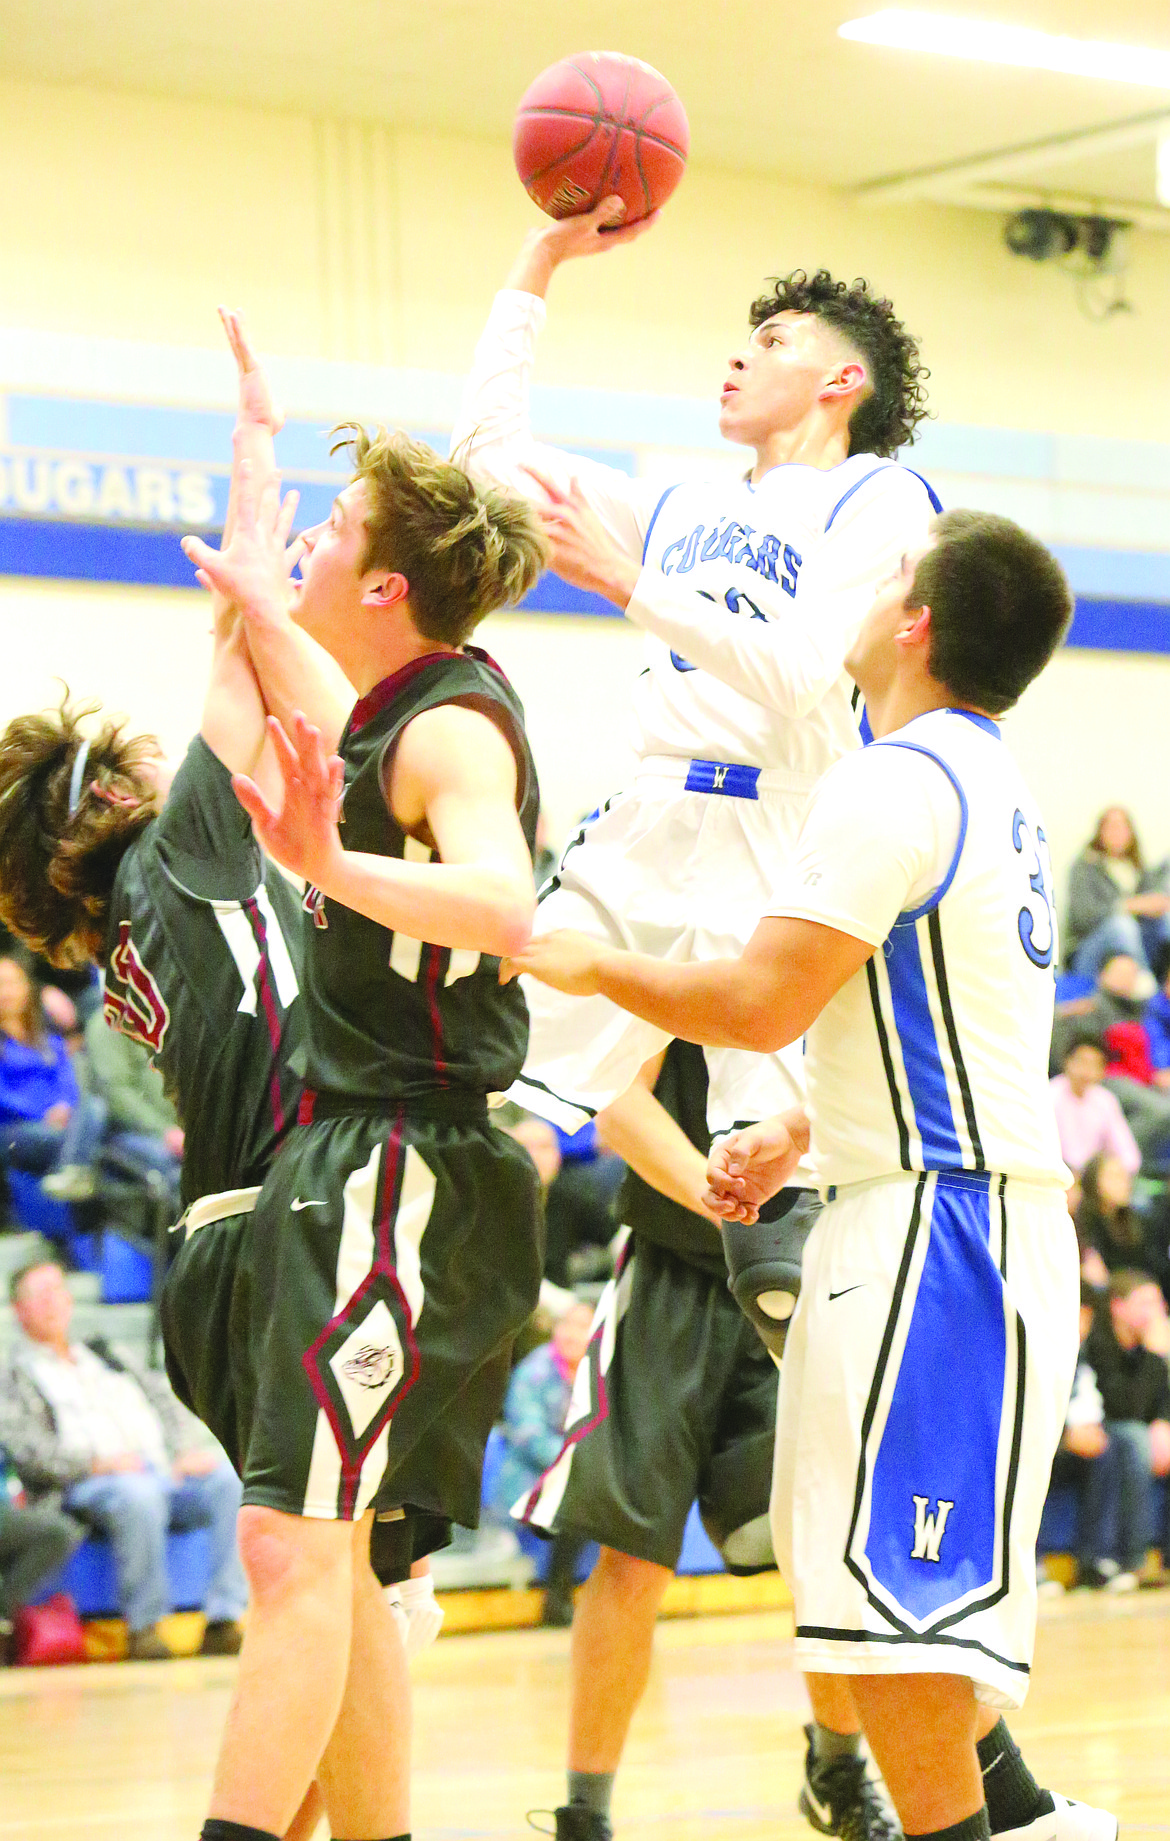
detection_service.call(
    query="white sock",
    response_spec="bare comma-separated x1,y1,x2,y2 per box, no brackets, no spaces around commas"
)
397,1572,444,1659
383,1583,411,1649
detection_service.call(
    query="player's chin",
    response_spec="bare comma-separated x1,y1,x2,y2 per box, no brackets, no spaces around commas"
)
717,399,755,445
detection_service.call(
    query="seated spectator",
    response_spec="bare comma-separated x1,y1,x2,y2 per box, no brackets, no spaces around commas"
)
487,1301,595,1626
0,953,107,1206
1052,963,1170,1169
0,1259,246,1659
0,1441,83,1660
1050,1032,1140,1178
0,921,101,1030
1052,955,1147,1070
1044,1283,1117,1593
1080,1268,1170,1590
501,1108,624,1289
1075,1153,1170,1295
1064,807,1170,985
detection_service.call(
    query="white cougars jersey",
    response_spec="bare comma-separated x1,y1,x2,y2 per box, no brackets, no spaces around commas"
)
452,289,939,779
768,708,1070,1192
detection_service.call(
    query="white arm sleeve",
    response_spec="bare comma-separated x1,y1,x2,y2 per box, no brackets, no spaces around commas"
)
450,289,659,559
766,743,963,946
624,469,937,717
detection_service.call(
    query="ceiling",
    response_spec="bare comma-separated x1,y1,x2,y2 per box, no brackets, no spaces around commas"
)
4,0,1170,222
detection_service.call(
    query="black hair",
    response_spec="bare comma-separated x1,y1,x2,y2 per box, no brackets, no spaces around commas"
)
748,268,929,456
1063,1029,1106,1062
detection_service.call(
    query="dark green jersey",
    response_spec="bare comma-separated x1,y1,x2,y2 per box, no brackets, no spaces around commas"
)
302,646,539,1107
619,1039,725,1277
103,736,305,1207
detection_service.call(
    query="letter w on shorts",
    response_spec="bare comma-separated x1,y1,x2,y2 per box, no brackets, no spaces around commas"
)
845,1173,1024,1633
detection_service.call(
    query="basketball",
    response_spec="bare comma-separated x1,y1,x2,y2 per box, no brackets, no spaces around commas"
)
512,52,689,225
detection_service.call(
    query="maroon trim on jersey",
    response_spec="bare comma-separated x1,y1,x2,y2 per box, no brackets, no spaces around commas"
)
422,944,449,1088
346,651,458,737
242,896,287,1140
300,1114,423,1520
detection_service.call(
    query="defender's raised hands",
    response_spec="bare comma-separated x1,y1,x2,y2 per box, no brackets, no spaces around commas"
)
233,711,345,889
219,306,284,436
183,461,302,622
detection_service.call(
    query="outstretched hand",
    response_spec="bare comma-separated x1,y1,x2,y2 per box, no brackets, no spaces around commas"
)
703,1111,810,1224
521,467,640,607
219,306,284,435
182,461,303,620
233,711,345,887
500,929,607,995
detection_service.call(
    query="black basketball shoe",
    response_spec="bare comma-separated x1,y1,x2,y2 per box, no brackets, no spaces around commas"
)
799,1725,902,1840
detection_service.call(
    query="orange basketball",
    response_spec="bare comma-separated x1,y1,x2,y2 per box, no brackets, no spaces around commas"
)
513,52,689,225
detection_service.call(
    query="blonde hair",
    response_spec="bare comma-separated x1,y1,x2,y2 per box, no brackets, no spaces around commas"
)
331,425,548,646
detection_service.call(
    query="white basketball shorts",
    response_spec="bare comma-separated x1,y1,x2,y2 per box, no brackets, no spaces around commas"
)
508,755,816,1139
771,1169,1079,1710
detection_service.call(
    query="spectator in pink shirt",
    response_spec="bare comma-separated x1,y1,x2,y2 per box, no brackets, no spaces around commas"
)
1051,1032,1141,1177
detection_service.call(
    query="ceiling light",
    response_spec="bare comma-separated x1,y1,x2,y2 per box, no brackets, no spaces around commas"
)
838,10,1170,89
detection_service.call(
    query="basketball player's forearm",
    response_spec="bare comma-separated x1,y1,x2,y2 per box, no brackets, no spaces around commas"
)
451,293,644,555
319,850,535,959
202,618,270,778
595,1084,712,1217
624,574,852,718
241,615,354,756
591,950,791,1054
504,230,562,299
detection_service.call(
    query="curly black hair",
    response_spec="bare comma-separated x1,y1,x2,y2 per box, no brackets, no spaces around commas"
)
748,269,929,457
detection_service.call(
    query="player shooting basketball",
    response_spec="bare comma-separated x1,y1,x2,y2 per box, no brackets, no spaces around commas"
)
451,192,937,1333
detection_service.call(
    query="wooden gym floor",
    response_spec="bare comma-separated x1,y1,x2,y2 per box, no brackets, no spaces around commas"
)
3,1592,1169,1839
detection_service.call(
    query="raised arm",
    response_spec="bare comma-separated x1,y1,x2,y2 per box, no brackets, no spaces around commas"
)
450,201,663,558
184,460,355,754
219,308,282,555
197,310,286,779
233,704,535,960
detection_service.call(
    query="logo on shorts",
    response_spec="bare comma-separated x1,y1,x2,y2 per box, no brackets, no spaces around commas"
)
341,1343,400,1390
910,1495,955,1563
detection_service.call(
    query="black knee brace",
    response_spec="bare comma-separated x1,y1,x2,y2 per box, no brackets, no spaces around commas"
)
722,1189,821,1358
